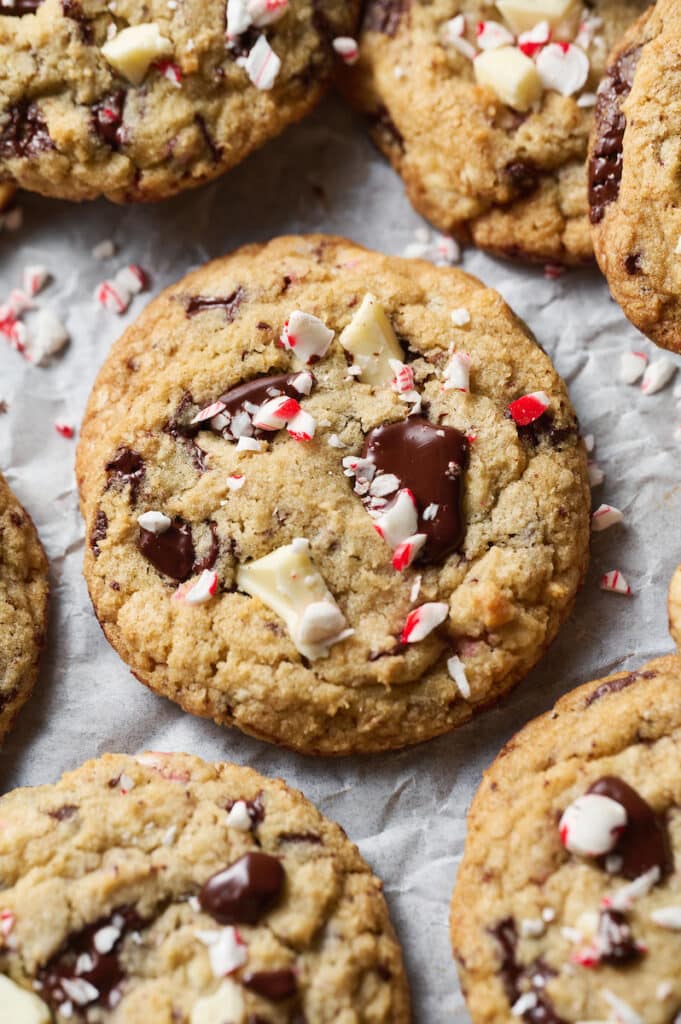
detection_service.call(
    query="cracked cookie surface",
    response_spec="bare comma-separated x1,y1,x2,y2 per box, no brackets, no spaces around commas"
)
341,0,647,265
0,470,49,743
77,234,589,755
451,630,681,1024
0,751,410,1022
0,0,358,203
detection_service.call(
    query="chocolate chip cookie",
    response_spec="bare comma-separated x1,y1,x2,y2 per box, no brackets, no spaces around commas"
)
341,0,647,265
76,234,590,755
451,579,681,1023
0,471,49,743
0,0,358,203
0,750,410,1022
588,3,681,353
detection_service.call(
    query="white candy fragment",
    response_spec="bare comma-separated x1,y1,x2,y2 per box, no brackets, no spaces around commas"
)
226,474,245,491
536,43,589,97
512,993,538,1017
0,975,51,1023
392,533,427,571
451,307,471,326
588,462,604,488
95,279,131,315
332,36,359,64
496,0,580,37
619,351,648,384
447,654,471,698
138,510,171,534
559,793,627,857
227,0,288,38
191,979,246,1024
474,47,543,111
25,308,69,365
92,239,116,261
517,20,550,56
650,907,681,930
286,408,315,441
401,602,449,643
237,539,350,660
600,570,632,596
196,928,247,978
339,293,404,385
119,773,135,793
115,264,146,295
591,504,623,532
389,358,415,395
93,925,121,955
22,265,50,297
641,358,677,396
236,436,264,453
181,570,219,605
101,23,173,85
241,35,281,90
280,311,334,364
253,395,301,431
441,15,477,59
603,866,661,911
226,800,252,831
477,20,514,50
443,351,471,392
373,489,418,548
601,989,643,1024
61,977,100,1006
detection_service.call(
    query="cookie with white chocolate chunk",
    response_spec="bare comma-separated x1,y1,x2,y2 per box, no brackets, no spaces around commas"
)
340,0,647,265
451,570,681,1024
0,0,359,203
0,751,410,1022
76,234,589,755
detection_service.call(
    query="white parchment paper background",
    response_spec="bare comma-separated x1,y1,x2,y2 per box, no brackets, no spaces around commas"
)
1,96,680,1021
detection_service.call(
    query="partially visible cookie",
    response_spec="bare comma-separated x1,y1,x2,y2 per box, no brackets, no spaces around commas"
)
76,234,590,755
0,0,358,203
341,0,648,265
451,593,681,1023
0,180,15,210
0,751,410,1022
0,471,49,742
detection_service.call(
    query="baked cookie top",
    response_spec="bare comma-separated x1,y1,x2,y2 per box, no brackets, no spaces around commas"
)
0,0,358,203
451,641,681,1024
76,234,590,755
0,751,410,1022
0,470,49,743
340,0,647,265
589,2,681,354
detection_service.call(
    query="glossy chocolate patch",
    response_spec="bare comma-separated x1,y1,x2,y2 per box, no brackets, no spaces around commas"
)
185,286,244,320
588,776,672,879
490,919,565,1024
243,969,297,1001
584,670,657,708
199,852,284,925
589,46,642,225
0,101,53,158
105,448,145,503
361,416,468,562
138,521,195,582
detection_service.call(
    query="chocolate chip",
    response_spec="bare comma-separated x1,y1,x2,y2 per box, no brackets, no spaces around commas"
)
361,416,468,563
588,776,673,879
199,852,284,925
91,509,108,558
194,113,223,163
61,0,92,42
276,832,322,846
505,160,539,197
514,411,577,449
369,105,405,154
597,909,641,965
490,920,566,1024
185,286,245,320
589,45,642,224
138,520,195,582
242,969,297,1002
584,670,657,707
47,805,78,821
0,101,53,159
92,91,126,149
105,447,145,503
624,252,642,275
364,0,408,35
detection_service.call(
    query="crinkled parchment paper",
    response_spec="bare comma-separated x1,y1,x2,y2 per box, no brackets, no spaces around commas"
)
1,96,681,1022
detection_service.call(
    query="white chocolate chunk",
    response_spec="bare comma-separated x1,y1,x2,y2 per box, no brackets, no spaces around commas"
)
339,293,404,385
226,800,252,831
237,540,349,660
474,47,542,112
0,976,51,1024
191,979,246,1024
496,0,580,38
101,23,173,86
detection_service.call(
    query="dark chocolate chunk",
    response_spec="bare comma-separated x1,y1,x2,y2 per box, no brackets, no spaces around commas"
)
361,416,468,562
242,969,297,1001
597,909,641,965
514,411,577,449
199,852,284,925
185,286,245,320
138,521,195,582
364,0,408,35
0,101,53,158
490,920,566,1024
92,91,126,149
91,509,108,558
584,670,657,707
589,45,642,224
47,805,78,821
276,831,322,846
505,160,539,197
194,113,223,162
61,0,92,42
624,252,642,275
588,776,672,879
105,448,145,503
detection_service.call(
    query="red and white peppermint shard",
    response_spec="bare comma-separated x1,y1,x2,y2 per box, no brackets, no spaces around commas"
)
508,391,550,426
253,395,301,430
192,400,227,425
22,264,50,297
332,36,360,65
95,279,131,315
536,43,589,97
401,602,449,643
197,926,248,977
115,264,147,295
600,570,632,596
642,357,676,395
389,358,415,395
249,0,289,26
441,15,476,59
443,351,471,392
619,351,647,384
280,311,334,364
447,654,471,698
518,20,550,57
373,489,418,548
559,793,627,857
156,59,183,87
287,408,316,441
392,533,427,571
591,504,623,532
183,570,219,605
0,909,15,939
476,19,514,50
242,35,281,90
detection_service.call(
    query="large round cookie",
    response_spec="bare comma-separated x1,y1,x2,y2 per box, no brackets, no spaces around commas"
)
76,235,590,755
340,1,647,265
588,3,681,353
0,751,410,1022
451,592,681,1023
0,0,358,203
0,471,49,742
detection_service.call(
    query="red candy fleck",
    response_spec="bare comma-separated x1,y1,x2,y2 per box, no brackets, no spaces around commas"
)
508,391,550,426
55,421,74,439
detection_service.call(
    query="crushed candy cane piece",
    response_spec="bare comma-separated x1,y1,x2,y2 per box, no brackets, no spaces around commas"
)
602,989,643,1024
392,533,427,571
26,308,69,365
508,391,550,425
559,793,627,857
156,58,183,86
236,436,264,453
192,400,227,424
433,234,461,265
92,239,116,261
447,654,471,698
253,395,301,430
119,773,135,793
332,36,359,64
22,264,50,297
512,993,538,1017
517,20,551,57
226,474,245,491
280,311,334,364
451,307,471,326
642,358,676,395
650,907,681,930
138,510,172,534
536,42,589,96
373,489,418,548
287,408,316,441
603,867,661,911
441,15,477,59
401,602,449,643
196,926,248,977
443,351,471,392
576,91,597,107
591,504,623,532
618,351,647,384
600,570,632,595
477,19,514,50
95,279,131,315
181,569,219,605
115,264,147,295
241,34,281,90
0,909,15,939
55,421,75,439
588,462,604,487
190,979,245,1024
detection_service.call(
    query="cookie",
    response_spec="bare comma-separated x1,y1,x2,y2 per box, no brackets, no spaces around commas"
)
0,471,49,743
588,3,681,353
0,180,15,210
76,234,590,755
340,0,648,265
0,0,358,203
451,580,681,1024
0,750,410,1022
